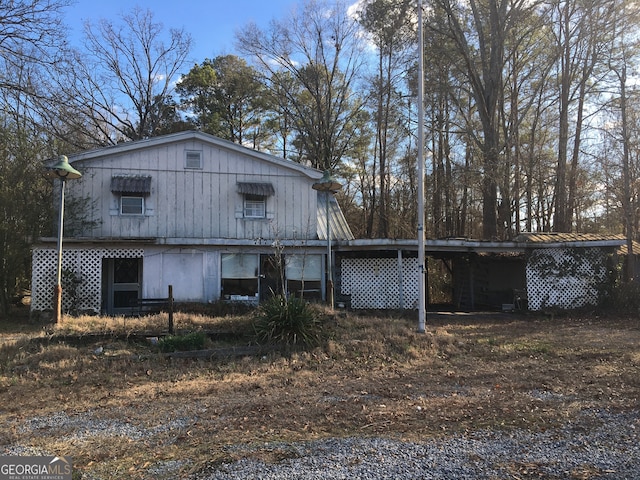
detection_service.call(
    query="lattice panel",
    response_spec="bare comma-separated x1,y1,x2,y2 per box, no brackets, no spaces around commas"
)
341,257,419,309
526,247,608,310
31,247,143,313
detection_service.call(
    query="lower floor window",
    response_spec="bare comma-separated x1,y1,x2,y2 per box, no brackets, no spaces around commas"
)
221,253,323,301
221,253,258,299
286,254,322,300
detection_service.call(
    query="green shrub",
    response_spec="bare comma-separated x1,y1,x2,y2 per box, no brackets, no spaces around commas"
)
158,332,207,352
253,295,322,349
608,280,640,314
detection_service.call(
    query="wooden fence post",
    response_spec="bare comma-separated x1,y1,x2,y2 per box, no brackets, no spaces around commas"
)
168,285,174,334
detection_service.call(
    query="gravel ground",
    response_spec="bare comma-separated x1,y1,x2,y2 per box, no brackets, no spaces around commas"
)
4,408,639,479
194,409,640,480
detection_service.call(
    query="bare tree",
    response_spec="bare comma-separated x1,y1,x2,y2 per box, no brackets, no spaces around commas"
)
429,0,539,239
603,0,640,280
44,7,192,146
356,0,414,238
0,0,71,80
236,0,368,171
548,0,615,232
0,0,74,315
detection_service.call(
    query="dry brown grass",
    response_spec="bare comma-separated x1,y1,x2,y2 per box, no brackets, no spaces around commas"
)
1,308,639,479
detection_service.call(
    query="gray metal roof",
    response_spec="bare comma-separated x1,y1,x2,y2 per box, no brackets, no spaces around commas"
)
316,191,354,241
236,182,275,196
513,232,626,244
340,235,626,253
110,175,152,194
68,130,324,181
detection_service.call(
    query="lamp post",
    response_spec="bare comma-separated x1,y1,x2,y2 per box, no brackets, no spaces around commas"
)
313,170,342,310
46,155,82,323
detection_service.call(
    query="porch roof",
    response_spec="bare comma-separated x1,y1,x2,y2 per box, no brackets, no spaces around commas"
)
340,235,627,253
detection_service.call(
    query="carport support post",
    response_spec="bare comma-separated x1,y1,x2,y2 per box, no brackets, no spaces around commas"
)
397,250,404,309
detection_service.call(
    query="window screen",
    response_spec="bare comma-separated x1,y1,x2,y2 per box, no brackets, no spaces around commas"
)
121,196,144,215
244,195,266,218
185,151,202,169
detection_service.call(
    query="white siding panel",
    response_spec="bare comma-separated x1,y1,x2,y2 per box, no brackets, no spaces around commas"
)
143,252,164,298
204,251,221,302
161,251,204,301
66,136,320,241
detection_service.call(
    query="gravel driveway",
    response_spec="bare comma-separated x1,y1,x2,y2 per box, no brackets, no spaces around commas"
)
4,407,638,479
192,408,639,480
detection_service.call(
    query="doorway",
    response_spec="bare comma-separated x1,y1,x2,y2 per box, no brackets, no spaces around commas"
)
259,254,282,300
102,257,142,315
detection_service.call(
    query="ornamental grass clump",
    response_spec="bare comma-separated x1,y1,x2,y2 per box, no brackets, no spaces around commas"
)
253,295,322,349
158,332,207,352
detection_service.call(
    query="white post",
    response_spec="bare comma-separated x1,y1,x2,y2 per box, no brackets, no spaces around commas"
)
417,0,427,333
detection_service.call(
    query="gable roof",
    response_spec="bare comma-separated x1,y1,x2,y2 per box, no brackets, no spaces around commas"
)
66,130,323,180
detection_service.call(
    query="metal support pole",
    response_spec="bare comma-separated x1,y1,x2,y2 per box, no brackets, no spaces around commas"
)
54,178,66,323
312,171,341,311
326,193,334,310
417,1,427,333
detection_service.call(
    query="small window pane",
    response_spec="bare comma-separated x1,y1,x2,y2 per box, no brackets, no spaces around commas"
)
113,290,138,308
244,194,265,218
221,253,259,299
221,278,258,298
114,258,139,283
222,253,259,278
286,255,322,281
121,196,144,215
288,280,322,300
185,151,202,169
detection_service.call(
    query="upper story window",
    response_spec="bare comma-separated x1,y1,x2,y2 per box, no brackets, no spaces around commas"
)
121,196,145,215
111,175,152,216
237,182,275,219
244,194,266,218
185,150,202,169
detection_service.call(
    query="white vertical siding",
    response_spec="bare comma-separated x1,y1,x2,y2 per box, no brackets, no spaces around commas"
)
68,137,319,242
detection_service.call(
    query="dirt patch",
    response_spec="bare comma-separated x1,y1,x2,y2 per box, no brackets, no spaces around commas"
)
1,310,639,478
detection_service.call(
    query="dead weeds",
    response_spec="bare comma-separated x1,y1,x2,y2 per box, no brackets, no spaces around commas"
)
0,309,639,478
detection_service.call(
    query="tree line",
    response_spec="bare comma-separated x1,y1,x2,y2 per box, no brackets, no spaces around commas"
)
1,0,639,313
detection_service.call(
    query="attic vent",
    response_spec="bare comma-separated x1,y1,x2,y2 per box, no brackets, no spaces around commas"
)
237,182,275,196
111,175,152,195
185,150,202,169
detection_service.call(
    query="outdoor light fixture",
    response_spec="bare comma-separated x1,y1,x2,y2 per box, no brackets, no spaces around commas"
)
312,170,342,310
46,155,82,323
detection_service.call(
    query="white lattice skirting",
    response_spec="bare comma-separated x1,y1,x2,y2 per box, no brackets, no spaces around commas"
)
31,247,144,313
526,247,608,310
341,257,419,309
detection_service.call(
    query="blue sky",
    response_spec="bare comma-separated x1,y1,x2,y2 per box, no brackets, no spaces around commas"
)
64,0,297,63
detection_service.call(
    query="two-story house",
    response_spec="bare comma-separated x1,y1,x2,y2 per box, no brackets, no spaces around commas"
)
32,132,625,318
31,131,353,317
